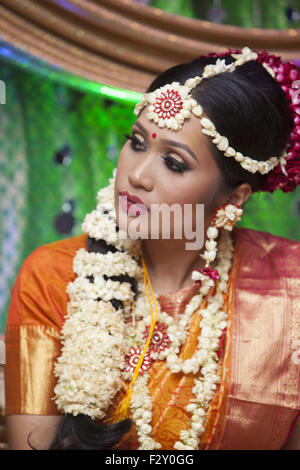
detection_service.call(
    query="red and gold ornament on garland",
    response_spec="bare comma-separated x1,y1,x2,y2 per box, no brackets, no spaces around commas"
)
143,321,171,354
124,346,153,374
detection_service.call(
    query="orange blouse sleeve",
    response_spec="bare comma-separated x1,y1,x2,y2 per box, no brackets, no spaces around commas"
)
4,234,87,415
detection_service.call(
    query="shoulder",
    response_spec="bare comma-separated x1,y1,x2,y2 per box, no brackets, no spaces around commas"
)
232,228,300,431
21,233,88,274
234,226,300,258
7,234,88,329
234,226,300,295
232,227,300,321
18,232,89,294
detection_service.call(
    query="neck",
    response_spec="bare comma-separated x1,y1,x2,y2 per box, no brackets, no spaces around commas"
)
141,237,217,296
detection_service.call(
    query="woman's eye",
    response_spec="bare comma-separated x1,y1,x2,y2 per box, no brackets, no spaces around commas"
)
124,133,145,150
124,133,190,173
162,155,190,174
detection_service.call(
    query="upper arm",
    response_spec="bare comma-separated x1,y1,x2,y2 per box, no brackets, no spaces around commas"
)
4,240,80,449
6,414,63,450
5,247,69,417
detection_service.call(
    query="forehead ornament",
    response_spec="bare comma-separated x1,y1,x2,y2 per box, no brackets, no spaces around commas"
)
134,47,288,177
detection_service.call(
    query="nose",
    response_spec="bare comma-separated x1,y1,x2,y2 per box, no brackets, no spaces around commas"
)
128,155,154,192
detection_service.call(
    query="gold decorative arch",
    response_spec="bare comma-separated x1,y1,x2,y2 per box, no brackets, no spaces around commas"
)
0,0,299,93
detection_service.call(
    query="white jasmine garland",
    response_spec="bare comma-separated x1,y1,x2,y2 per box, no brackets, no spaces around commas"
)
53,172,235,450
73,249,143,278
122,228,234,450
54,44,267,449
130,375,162,450
55,43,296,447
67,276,134,303
54,299,127,419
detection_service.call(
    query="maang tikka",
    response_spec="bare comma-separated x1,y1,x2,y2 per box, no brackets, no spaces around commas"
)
134,47,288,177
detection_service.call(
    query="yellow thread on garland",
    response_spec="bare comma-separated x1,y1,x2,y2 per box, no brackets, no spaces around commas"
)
106,255,158,423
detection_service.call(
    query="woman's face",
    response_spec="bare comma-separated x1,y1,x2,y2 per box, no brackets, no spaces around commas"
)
115,110,225,243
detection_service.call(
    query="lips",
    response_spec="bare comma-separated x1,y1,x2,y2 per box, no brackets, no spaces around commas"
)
120,191,145,206
119,191,148,216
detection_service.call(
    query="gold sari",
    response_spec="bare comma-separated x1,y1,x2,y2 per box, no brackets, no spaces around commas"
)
4,227,300,449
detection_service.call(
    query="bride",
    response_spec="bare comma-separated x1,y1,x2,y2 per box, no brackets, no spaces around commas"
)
5,47,300,450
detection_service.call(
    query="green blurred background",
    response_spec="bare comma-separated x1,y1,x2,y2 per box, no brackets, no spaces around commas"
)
1,0,300,332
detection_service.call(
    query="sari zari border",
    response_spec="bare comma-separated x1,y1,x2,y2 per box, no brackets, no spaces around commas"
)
5,324,61,415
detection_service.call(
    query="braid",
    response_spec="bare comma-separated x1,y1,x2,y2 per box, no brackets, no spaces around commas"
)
48,235,133,450
48,414,131,450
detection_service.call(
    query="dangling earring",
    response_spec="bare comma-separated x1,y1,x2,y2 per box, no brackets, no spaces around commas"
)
192,203,243,286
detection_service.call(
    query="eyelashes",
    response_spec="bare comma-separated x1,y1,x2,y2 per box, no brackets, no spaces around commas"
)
124,133,145,151
124,133,190,174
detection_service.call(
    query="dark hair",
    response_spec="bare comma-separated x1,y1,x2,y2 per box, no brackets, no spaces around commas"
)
48,414,131,450
147,55,294,193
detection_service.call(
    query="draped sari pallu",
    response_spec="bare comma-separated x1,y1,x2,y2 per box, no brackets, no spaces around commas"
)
4,228,300,449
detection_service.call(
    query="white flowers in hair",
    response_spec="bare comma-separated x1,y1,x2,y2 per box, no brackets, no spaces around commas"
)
53,174,142,419
54,300,127,419
53,172,235,450
134,46,288,176
200,117,287,175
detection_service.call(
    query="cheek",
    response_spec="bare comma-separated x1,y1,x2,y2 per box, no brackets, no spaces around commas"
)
115,148,130,186
116,147,128,171
161,173,215,207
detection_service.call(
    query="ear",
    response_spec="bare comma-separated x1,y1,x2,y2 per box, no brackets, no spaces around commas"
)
225,183,252,207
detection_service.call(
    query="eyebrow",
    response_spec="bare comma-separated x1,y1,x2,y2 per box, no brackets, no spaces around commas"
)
133,121,198,162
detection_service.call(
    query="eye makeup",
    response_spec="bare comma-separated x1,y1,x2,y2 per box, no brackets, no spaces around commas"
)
134,120,198,162
124,133,191,174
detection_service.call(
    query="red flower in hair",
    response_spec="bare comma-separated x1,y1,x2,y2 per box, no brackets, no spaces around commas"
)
200,48,300,193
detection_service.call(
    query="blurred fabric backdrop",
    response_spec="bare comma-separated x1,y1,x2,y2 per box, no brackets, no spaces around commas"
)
0,0,300,333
